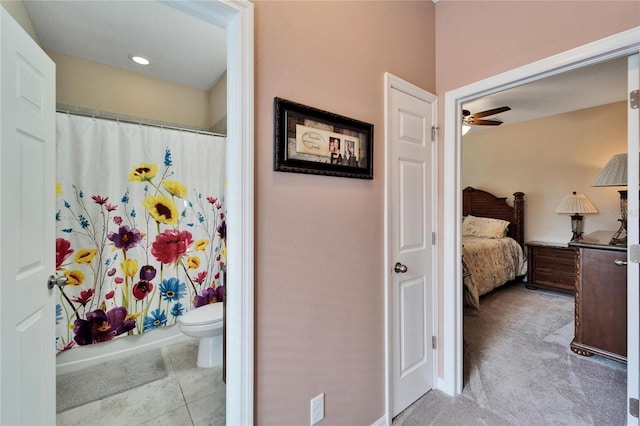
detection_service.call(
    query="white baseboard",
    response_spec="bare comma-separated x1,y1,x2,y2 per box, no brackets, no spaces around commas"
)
371,415,388,426
56,325,192,375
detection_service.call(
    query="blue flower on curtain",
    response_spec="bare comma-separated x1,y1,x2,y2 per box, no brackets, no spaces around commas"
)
54,147,226,354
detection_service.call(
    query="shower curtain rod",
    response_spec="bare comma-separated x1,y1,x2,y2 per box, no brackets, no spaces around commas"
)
56,104,226,137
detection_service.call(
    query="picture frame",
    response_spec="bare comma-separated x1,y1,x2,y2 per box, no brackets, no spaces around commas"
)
273,97,374,179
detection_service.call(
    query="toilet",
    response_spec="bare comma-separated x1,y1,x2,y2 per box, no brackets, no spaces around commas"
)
178,302,224,368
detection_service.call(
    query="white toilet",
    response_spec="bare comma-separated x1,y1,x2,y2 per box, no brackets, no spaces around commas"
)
178,302,224,368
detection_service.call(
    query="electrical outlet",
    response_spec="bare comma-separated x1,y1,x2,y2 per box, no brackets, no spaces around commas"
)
310,393,324,425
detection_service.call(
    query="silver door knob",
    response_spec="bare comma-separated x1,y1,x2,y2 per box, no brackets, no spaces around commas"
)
394,262,408,273
47,275,68,289
614,259,627,267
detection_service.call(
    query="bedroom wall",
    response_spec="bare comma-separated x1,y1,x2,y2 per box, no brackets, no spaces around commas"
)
254,1,435,424
435,0,639,378
49,51,212,130
462,101,627,244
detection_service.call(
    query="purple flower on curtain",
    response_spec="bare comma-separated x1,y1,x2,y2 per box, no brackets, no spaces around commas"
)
159,278,186,302
107,225,142,251
217,220,226,241
193,286,223,308
143,309,167,331
139,264,157,281
72,307,136,345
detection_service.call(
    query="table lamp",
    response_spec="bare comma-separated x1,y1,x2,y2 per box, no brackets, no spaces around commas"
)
592,153,633,245
555,191,598,242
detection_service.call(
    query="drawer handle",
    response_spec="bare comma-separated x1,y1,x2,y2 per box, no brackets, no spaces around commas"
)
614,259,627,267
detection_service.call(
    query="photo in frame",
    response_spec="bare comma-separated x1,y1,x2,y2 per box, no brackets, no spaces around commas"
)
273,97,374,179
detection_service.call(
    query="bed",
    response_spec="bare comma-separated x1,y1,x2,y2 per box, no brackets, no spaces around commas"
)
462,187,527,309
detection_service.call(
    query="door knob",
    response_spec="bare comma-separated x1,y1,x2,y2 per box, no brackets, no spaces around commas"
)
47,275,68,289
394,262,408,273
614,259,627,267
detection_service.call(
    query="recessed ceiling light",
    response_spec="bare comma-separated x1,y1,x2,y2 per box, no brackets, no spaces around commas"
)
129,55,150,66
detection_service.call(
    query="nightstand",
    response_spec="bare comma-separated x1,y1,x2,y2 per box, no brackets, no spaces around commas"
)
525,241,577,293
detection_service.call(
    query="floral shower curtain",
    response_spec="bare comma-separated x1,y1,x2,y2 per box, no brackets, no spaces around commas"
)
54,113,226,353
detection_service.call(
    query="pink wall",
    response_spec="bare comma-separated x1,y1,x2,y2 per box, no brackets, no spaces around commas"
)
254,1,435,424
435,1,639,375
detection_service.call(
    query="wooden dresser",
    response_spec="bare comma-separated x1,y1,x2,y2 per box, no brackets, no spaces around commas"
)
525,241,576,293
569,231,627,363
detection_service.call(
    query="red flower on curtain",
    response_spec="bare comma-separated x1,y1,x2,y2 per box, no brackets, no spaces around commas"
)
151,229,194,264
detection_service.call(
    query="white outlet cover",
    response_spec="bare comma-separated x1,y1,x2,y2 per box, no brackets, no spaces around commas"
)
310,393,324,425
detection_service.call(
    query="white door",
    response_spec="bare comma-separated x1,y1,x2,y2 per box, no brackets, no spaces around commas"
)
385,73,437,417
0,8,56,425
627,53,639,426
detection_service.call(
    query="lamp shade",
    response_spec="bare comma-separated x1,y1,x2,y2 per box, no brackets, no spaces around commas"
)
591,153,640,187
555,192,598,214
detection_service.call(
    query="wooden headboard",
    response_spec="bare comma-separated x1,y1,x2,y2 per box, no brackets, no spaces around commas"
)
462,186,525,247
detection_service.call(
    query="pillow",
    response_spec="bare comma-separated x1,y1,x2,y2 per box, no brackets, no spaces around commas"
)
462,215,510,239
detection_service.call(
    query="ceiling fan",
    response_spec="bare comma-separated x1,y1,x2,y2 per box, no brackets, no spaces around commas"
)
462,106,511,127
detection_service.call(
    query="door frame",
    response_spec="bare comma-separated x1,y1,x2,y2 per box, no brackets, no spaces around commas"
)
184,1,254,424
441,27,640,396
383,72,439,424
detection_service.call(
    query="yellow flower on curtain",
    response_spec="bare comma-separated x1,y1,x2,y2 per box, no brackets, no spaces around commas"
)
64,270,85,286
187,256,200,269
143,194,178,225
128,163,158,182
162,180,188,198
74,248,97,264
56,182,63,195
195,239,209,252
121,259,139,278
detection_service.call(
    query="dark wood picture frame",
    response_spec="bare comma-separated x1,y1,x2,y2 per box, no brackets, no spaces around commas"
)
273,97,374,179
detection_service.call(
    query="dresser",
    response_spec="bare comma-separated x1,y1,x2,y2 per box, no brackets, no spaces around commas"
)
569,231,627,363
525,241,576,293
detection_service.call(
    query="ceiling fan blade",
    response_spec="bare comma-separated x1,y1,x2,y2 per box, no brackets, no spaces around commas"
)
468,119,503,126
471,106,511,119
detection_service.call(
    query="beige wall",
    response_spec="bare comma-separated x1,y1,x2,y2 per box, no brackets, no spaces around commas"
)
49,51,212,130
0,0,39,44
462,101,627,243
435,0,639,377
254,1,435,424
209,71,227,134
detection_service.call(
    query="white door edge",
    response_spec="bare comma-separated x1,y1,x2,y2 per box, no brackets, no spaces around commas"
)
442,27,640,395
184,0,255,423
626,53,639,426
383,72,438,423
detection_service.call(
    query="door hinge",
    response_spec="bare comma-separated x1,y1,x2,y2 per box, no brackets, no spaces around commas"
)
432,336,437,350
631,90,639,110
431,126,438,142
432,232,436,245
630,397,639,418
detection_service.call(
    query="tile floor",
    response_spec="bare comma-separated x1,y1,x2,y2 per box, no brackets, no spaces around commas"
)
56,340,225,426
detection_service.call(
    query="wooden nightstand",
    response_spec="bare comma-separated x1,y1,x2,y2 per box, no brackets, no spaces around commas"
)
525,241,576,293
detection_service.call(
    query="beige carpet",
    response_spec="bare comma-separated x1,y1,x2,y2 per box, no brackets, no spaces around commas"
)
394,283,627,425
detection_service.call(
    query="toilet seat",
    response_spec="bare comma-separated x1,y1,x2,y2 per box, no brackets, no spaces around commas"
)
180,302,223,326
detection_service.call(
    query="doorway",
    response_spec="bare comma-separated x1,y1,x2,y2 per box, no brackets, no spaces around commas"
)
18,1,254,423
442,26,639,412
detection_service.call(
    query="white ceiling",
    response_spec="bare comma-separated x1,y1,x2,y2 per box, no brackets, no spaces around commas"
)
23,0,227,91
462,56,628,131
22,1,626,121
